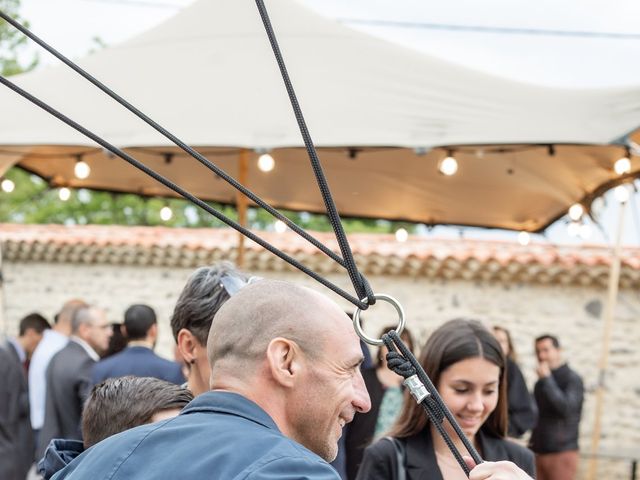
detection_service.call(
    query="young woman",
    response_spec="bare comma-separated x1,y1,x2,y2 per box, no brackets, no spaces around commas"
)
356,319,535,480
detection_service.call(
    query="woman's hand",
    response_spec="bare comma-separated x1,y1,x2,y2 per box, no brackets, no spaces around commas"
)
464,457,534,480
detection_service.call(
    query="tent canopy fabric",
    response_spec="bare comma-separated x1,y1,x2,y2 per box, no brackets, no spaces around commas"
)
1,0,639,231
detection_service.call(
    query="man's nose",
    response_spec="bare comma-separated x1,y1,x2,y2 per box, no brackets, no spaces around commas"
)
353,371,372,413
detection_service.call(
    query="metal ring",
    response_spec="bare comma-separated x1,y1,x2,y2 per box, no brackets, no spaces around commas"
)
352,293,405,346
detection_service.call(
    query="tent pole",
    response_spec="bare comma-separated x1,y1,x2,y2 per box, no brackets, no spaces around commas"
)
235,149,249,268
0,240,7,341
586,198,627,480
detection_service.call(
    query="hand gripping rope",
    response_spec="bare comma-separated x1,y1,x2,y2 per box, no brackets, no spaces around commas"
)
0,1,483,475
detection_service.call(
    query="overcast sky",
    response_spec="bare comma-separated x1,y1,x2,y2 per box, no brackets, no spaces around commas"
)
12,0,640,245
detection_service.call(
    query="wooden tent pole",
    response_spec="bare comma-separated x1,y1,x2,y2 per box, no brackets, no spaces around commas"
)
236,149,249,268
586,197,627,480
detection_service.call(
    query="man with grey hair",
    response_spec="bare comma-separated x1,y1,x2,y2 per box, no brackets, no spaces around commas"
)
170,262,246,395
38,306,112,458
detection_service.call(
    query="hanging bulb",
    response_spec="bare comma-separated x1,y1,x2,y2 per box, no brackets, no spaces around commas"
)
1,178,15,193
74,159,91,179
274,219,287,233
257,153,275,172
438,154,458,176
395,228,408,242
160,205,173,221
614,185,630,203
517,231,530,246
58,187,71,201
568,203,584,221
614,156,631,175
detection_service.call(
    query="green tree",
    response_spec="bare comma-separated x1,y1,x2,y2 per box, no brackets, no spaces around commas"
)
0,0,38,76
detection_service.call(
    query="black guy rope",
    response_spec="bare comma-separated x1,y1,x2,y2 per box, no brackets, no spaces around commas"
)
0,8,371,306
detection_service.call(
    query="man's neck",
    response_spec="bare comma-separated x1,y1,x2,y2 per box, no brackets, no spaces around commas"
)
128,340,153,349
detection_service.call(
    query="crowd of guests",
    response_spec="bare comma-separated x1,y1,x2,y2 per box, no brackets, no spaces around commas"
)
0,262,584,480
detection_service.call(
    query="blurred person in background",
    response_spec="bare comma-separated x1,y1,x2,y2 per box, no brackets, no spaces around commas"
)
357,319,535,480
493,326,537,438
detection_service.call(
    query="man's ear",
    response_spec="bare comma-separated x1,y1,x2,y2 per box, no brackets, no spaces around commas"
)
266,337,302,388
177,328,199,364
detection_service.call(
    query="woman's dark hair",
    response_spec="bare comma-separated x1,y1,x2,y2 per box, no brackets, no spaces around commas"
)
493,325,517,362
375,325,415,368
388,318,507,439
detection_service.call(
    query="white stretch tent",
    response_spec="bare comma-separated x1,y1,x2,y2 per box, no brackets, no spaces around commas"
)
0,0,639,230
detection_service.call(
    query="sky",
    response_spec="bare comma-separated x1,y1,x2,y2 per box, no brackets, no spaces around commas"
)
10,0,640,245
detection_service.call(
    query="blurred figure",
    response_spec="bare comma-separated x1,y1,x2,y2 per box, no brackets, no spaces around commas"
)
38,306,112,458
3,313,51,478
345,325,414,479
30,300,87,444
103,322,128,358
493,326,537,438
170,262,246,395
530,334,584,480
38,376,192,479
92,304,184,385
357,319,535,480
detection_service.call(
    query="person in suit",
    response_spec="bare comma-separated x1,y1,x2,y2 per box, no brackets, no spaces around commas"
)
345,325,415,479
37,306,112,458
357,319,535,480
493,326,538,438
92,304,184,385
3,313,51,478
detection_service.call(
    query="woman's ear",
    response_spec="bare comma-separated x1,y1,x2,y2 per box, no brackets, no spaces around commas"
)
266,337,302,388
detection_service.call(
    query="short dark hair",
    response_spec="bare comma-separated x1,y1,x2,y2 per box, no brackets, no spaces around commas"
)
124,305,157,341
82,376,193,449
535,334,560,349
171,262,243,346
19,313,51,336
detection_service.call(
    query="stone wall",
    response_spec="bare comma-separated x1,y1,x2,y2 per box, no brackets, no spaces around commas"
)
3,259,638,478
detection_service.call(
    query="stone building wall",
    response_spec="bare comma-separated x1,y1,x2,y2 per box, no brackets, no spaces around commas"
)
3,258,638,478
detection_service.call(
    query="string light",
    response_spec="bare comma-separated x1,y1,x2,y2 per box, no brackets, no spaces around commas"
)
160,205,173,221
257,153,275,172
438,150,458,176
274,219,287,233
1,178,15,193
614,156,631,175
614,185,630,203
395,228,408,242
74,158,91,179
58,187,71,201
517,231,530,246
568,203,584,221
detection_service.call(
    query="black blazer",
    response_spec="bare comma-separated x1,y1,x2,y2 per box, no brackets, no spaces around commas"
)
356,427,536,480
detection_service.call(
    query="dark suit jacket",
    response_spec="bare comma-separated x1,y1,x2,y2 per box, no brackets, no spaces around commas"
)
5,341,35,476
91,346,184,385
0,346,28,480
506,357,538,437
357,427,536,480
38,341,95,459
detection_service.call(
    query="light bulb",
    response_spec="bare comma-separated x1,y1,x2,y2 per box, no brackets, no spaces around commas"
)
614,156,631,175
568,203,584,221
439,156,458,176
395,228,408,242
567,222,581,237
579,223,592,239
1,178,15,193
74,160,90,179
160,205,173,221
257,153,275,172
517,231,530,246
614,185,630,203
274,219,287,233
58,187,71,201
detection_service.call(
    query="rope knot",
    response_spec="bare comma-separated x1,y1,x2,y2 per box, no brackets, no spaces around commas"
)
385,351,416,379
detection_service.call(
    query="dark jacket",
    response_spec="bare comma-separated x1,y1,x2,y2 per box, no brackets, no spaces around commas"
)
51,391,340,479
38,341,95,459
357,427,535,480
530,363,584,454
91,346,184,385
505,357,538,438
0,346,28,480
38,439,84,480
345,367,385,480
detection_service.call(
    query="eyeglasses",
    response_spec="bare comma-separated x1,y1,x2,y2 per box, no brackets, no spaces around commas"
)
220,274,262,296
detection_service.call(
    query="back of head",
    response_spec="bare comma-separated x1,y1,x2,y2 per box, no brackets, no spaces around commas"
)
390,318,507,438
71,306,98,335
208,279,327,379
124,304,157,341
82,376,193,449
19,312,51,336
171,262,243,346
56,299,88,329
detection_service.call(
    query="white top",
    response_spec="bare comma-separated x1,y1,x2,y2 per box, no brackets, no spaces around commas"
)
28,329,68,430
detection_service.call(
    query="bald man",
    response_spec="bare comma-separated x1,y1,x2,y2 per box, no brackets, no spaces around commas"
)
51,279,533,480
